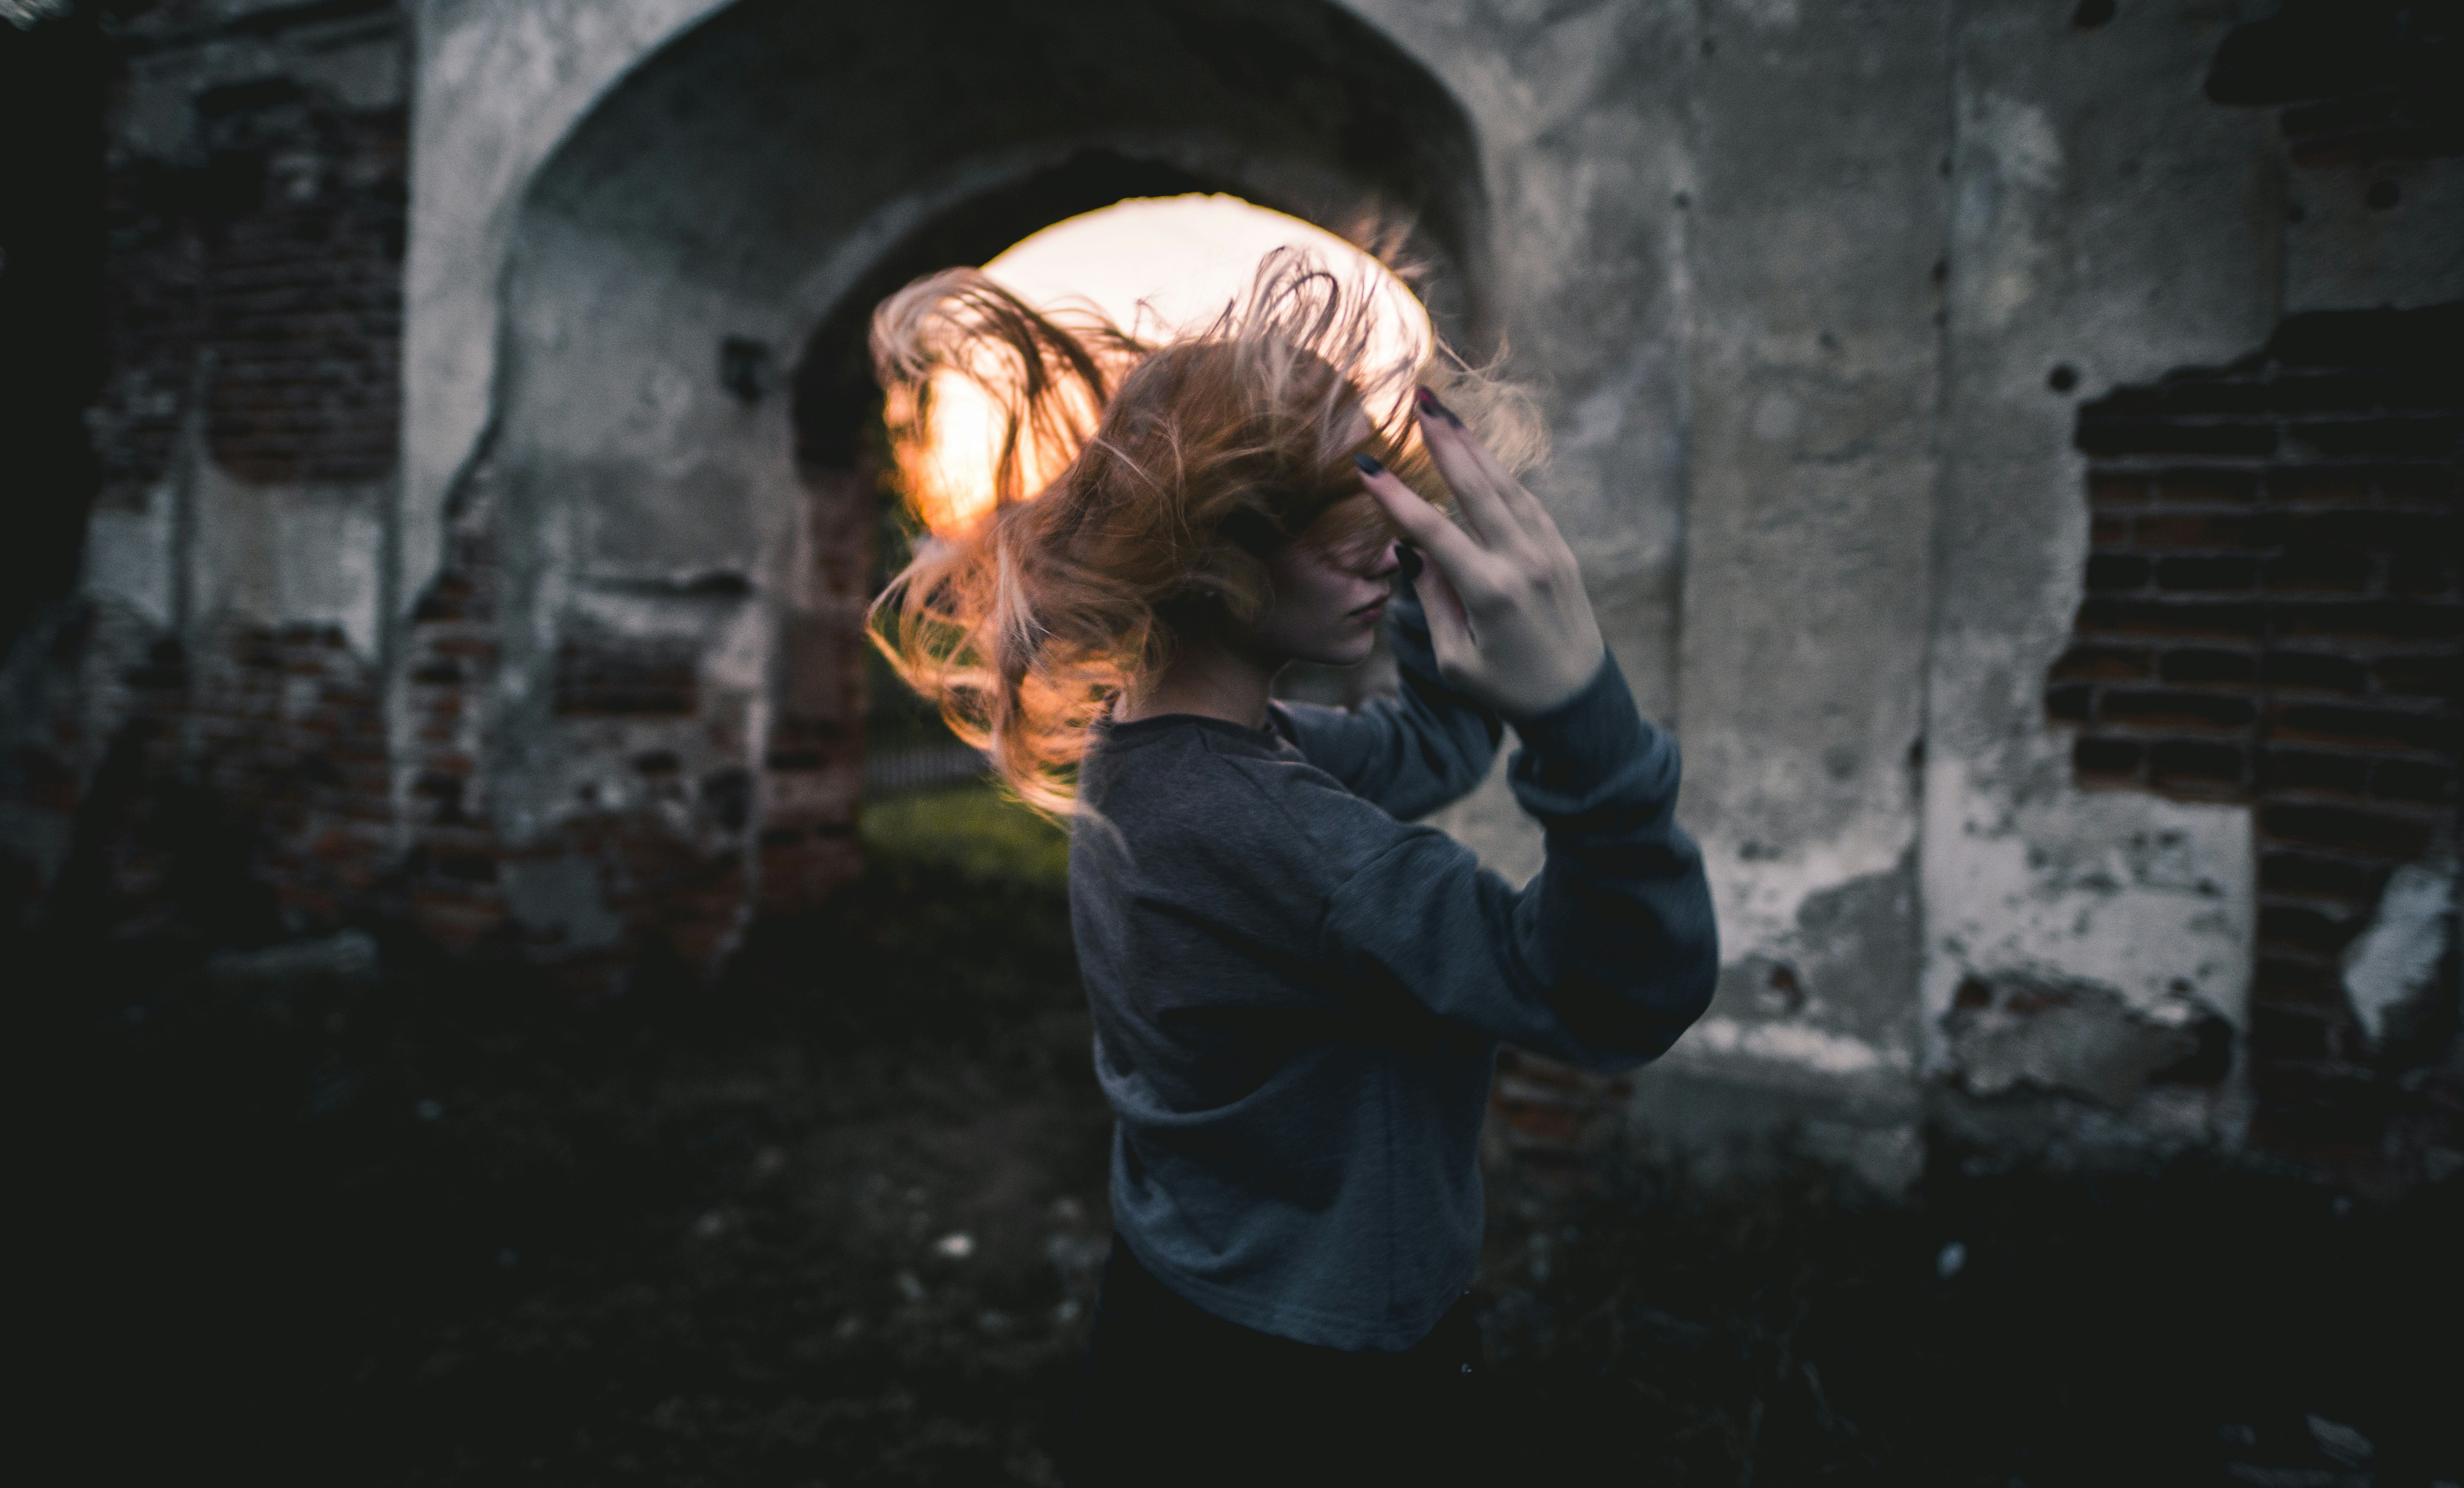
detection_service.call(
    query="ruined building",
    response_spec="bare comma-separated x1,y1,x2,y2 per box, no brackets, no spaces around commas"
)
2,0,2456,1188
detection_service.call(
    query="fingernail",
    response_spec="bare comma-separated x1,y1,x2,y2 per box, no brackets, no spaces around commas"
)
1415,386,1462,427
1352,451,1385,476
1397,542,1422,579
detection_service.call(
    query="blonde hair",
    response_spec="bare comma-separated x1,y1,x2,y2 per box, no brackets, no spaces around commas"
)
867,248,1542,815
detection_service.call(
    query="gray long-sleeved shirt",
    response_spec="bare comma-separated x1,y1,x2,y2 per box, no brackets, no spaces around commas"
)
1068,589,1718,1351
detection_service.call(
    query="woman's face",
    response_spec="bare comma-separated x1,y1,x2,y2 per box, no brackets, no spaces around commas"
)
1250,495,1403,668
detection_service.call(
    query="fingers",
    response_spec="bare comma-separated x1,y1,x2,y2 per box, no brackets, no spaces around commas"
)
1410,557,1476,664
1418,387,1565,556
1353,453,1487,580
1411,388,1530,550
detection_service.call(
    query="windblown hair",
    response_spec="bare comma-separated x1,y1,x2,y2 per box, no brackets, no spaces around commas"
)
867,248,1542,815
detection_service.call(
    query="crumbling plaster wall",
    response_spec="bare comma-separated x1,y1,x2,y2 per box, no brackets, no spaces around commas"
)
404,0,1706,945
1629,0,1955,1184
82,0,405,667
8,0,413,935
402,0,1704,720
388,0,2450,1167
1501,0,2454,1181
466,0,1500,939
1922,2,2286,1152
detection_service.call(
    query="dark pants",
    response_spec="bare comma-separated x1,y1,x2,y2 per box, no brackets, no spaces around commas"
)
1063,1235,1493,1487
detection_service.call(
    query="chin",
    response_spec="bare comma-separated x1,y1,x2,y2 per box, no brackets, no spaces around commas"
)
1300,634,1380,669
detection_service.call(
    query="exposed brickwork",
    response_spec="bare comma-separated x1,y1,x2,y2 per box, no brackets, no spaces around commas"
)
2207,0,2461,165
0,4,409,942
86,2,407,509
553,635,702,718
398,474,508,953
186,618,393,919
394,487,739,976
2049,304,2462,1156
1486,1049,1635,1198
4,3,868,979
755,469,875,915
0,605,389,942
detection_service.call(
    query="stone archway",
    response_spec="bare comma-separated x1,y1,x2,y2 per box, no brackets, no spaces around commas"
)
417,0,1489,969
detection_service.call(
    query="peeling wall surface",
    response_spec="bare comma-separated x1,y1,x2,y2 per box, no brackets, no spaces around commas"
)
8,0,2457,1183
1923,1,2285,1154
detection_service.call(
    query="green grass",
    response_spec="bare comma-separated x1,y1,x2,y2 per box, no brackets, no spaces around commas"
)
861,777,1071,888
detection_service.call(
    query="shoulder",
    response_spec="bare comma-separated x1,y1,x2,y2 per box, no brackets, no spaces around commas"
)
1087,717,1408,875
1189,729,1429,880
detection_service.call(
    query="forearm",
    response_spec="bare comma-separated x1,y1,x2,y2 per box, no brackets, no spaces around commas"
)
1318,650,1717,1067
1506,655,1719,1063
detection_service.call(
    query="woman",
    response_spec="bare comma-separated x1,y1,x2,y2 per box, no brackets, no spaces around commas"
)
870,253,1718,1484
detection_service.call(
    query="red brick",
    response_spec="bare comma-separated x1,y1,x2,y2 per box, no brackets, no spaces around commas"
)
2133,512,2268,549
2259,849,2380,904
2372,654,2461,698
2148,738,2247,787
2261,650,2368,693
2268,702,2457,753
2272,600,2461,640
2261,802,2439,858
2051,644,2154,681
2157,647,2258,684
2370,758,2457,804
2098,689,2258,730
2073,736,2142,781
2149,469,2262,505
2156,555,2258,591
2264,468,2374,505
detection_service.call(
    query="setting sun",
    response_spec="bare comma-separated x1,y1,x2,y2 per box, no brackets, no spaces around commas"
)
892,195,1432,537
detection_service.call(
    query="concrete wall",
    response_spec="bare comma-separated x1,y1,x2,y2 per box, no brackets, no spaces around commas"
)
11,0,2456,1179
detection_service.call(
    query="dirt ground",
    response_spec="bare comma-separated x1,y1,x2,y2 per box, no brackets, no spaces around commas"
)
18,785,2463,1485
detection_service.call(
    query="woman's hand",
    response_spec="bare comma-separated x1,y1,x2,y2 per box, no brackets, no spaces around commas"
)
1354,388,1606,717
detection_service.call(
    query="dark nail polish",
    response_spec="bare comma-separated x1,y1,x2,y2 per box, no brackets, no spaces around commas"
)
1352,451,1385,476
1397,543,1422,580
1415,386,1462,427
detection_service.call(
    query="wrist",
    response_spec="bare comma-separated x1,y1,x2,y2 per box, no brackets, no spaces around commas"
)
1498,645,1613,725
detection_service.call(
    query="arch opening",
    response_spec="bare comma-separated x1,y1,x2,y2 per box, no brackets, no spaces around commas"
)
892,192,1435,538
480,0,1490,951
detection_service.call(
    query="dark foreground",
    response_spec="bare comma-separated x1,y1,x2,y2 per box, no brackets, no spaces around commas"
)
17,796,2462,1485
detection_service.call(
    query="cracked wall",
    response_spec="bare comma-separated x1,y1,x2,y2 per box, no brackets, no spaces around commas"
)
8,0,2457,1186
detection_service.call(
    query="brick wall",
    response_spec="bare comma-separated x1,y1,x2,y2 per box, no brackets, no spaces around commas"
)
398,471,506,953
2206,0,2459,165
6,2,871,976
2049,303,2462,1157
393,474,773,982
1486,1048,1635,1199
187,619,392,920
86,0,407,511
756,467,872,917
0,3,411,943
2,609,390,945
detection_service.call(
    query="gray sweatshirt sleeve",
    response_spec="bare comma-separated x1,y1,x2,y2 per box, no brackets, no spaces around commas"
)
1307,651,1719,1070
1270,588,1505,822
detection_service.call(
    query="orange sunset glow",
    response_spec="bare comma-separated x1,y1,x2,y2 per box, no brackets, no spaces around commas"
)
892,195,1433,538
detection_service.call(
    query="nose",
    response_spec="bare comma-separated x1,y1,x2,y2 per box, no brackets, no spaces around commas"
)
1367,540,1404,581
